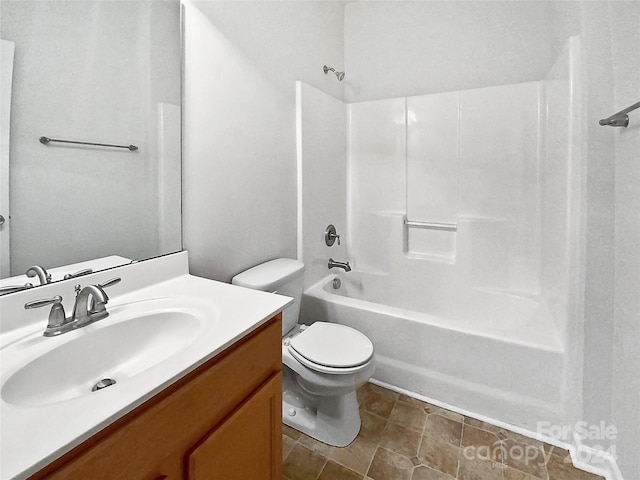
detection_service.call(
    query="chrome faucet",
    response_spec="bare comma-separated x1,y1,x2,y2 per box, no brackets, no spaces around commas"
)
26,265,51,285
328,258,351,272
24,278,121,337
71,284,110,326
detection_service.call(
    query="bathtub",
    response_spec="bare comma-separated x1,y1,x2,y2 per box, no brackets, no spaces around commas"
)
301,272,567,430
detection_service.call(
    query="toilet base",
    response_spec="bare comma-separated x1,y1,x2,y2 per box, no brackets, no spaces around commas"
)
281,368,361,447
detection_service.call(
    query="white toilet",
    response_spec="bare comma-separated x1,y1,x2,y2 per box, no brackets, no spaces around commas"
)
232,258,375,447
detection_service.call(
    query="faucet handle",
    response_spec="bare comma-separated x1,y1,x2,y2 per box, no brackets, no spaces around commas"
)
63,268,93,280
98,277,121,289
24,295,63,310
24,295,68,332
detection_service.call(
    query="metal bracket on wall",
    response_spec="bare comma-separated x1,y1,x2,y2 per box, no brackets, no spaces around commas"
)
599,100,640,128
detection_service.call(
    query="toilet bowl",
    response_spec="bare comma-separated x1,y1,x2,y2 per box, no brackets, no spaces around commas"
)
232,258,375,447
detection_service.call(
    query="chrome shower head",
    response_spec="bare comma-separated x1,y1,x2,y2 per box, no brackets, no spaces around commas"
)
323,65,345,82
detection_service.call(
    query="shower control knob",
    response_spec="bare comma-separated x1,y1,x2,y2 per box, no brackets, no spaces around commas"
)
325,225,341,246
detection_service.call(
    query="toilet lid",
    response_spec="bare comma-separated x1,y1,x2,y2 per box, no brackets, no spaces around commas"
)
289,322,373,369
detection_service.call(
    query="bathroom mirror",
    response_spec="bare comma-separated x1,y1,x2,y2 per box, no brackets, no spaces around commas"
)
0,0,182,292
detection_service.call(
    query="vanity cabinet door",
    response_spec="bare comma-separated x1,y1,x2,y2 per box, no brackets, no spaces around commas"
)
187,372,282,480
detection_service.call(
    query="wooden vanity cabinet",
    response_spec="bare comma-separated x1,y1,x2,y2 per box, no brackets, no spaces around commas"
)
30,315,283,480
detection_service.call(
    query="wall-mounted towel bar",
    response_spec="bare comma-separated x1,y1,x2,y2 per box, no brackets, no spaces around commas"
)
599,100,640,128
404,218,457,232
39,136,139,151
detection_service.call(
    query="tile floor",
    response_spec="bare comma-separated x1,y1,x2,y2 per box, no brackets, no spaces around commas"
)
282,383,605,480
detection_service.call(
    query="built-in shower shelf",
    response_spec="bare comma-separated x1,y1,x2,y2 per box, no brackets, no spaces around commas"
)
404,218,457,231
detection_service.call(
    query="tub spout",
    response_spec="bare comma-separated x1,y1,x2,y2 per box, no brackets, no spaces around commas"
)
328,258,351,272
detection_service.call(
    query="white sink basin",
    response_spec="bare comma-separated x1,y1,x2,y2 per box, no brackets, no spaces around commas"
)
2,298,211,407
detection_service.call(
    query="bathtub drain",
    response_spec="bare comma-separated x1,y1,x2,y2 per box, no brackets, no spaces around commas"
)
332,278,341,289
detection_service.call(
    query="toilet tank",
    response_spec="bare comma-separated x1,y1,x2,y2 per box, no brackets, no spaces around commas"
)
231,258,304,336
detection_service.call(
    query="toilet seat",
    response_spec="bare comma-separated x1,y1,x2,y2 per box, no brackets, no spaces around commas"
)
288,322,374,375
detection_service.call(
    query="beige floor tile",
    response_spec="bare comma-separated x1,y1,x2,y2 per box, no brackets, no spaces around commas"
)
359,410,388,443
283,434,297,460
284,423,303,440
360,389,398,419
357,383,375,405
318,460,364,480
281,383,588,480
503,466,541,479
297,434,336,458
390,400,429,432
546,454,605,480
397,393,429,407
458,455,504,480
380,421,423,457
283,444,328,480
424,413,463,447
367,447,414,480
461,424,506,462
543,443,571,461
502,439,548,479
424,403,464,423
411,465,456,480
417,436,461,477
507,431,545,449
367,383,399,401
464,416,506,434
329,436,378,475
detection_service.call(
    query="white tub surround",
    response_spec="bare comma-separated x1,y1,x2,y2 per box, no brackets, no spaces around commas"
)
0,251,292,480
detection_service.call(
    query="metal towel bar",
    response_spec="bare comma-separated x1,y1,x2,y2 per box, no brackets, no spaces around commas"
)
39,136,138,151
599,100,640,128
404,218,457,232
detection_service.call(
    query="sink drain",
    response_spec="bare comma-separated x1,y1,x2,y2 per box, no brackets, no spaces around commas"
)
92,378,116,392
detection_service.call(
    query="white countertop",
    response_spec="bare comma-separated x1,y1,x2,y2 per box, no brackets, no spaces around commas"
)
0,255,291,480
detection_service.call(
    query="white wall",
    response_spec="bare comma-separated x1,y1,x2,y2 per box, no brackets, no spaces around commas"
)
550,2,640,478
609,3,640,478
344,1,562,102
296,82,347,289
0,39,14,278
182,0,345,282
1,0,180,275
